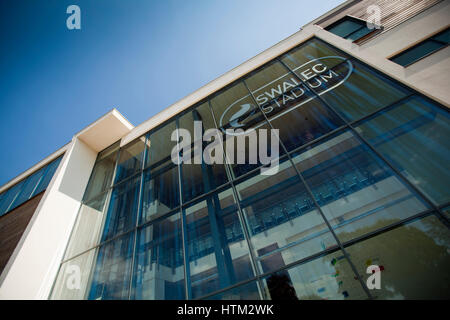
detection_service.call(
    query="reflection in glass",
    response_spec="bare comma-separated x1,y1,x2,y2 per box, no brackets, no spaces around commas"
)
356,96,450,205
178,103,229,202
140,166,179,224
32,156,62,196
345,215,450,299
83,151,117,202
65,193,108,260
115,137,146,183
102,176,140,241
308,59,409,121
205,281,260,300
184,188,254,299
235,156,337,274
10,167,45,209
262,250,369,300
51,249,97,300
88,233,134,300
145,121,177,171
132,212,185,299
292,130,429,243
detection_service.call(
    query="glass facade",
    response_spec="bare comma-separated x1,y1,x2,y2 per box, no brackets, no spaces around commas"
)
52,37,450,300
0,155,63,217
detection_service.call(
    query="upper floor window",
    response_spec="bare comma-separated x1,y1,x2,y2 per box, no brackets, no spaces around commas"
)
325,16,376,41
390,27,450,67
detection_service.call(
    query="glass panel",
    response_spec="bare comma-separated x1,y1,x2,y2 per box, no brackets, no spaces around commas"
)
262,250,369,300
83,151,117,202
145,120,178,171
306,59,410,122
184,188,254,299
345,215,450,299
9,167,45,210
291,130,429,243
391,40,445,66
97,141,120,162
131,212,185,300
346,26,372,41
326,19,364,38
101,175,140,241
205,281,261,300
87,232,134,300
210,81,274,177
244,60,344,153
235,156,337,274
33,156,62,196
0,182,23,215
51,249,97,300
115,137,146,184
356,96,450,205
432,28,450,44
281,38,350,72
140,166,179,224
64,193,108,260
178,103,229,202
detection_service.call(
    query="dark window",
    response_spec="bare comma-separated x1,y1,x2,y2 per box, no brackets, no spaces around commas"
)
390,28,450,67
325,16,376,41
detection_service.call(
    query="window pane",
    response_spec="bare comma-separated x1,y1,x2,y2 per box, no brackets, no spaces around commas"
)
97,141,120,162
51,249,97,300
87,232,134,300
0,182,23,216
205,281,261,300
345,215,450,299
102,176,140,241
210,81,274,177
235,156,337,274
306,59,410,122
64,193,108,260
132,212,185,300
292,130,429,243
391,40,445,66
145,120,178,171
178,103,229,202
140,166,179,224
9,167,45,210
185,188,254,299
432,28,450,44
115,137,146,183
262,250,369,300
326,19,364,38
83,151,117,202
281,38,350,72
356,96,450,205
346,26,372,41
33,156,62,196
244,60,344,152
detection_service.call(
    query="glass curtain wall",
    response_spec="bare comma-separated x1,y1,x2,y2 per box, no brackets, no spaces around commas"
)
52,37,450,300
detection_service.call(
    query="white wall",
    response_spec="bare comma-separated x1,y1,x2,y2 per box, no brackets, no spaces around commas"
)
0,138,97,299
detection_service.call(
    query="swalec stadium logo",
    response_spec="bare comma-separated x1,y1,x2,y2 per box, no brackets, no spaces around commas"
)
219,56,353,135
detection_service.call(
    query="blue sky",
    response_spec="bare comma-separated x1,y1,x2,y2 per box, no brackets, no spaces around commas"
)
0,0,344,186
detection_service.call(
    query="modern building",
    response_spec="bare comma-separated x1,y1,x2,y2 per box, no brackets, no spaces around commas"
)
0,0,449,300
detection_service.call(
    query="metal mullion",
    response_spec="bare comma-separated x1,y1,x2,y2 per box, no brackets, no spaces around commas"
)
179,182,233,209
242,77,374,299
279,58,450,230
208,99,266,300
176,118,192,300
127,134,148,299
